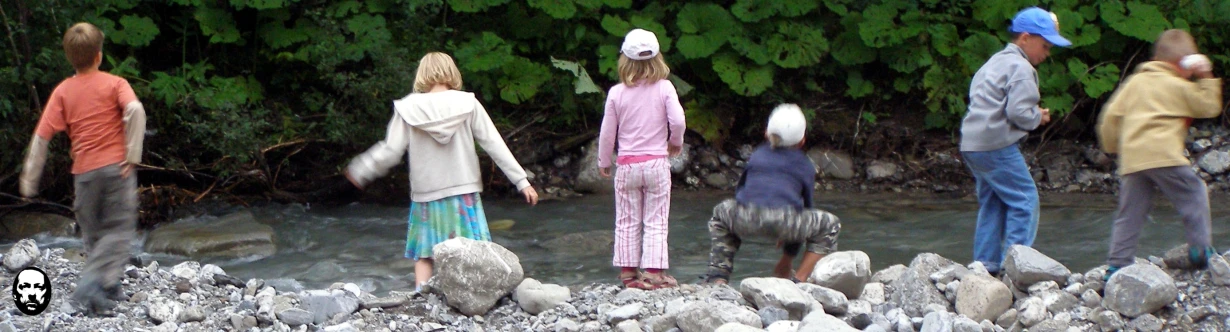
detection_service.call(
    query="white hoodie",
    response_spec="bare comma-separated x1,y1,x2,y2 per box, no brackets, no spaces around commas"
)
347,90,530,202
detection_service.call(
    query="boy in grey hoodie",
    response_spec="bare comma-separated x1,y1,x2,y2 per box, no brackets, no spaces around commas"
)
959,7,1070,275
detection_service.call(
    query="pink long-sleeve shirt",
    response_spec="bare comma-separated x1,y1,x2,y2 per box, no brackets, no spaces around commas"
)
598,79,686,168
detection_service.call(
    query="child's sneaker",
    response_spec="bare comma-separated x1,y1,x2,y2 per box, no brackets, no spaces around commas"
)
1103,266,1120,282
1163,246,1218,270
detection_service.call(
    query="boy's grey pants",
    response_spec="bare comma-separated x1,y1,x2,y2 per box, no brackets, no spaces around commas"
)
73,164,137,295
1108,165,1212,267
707,199,841,280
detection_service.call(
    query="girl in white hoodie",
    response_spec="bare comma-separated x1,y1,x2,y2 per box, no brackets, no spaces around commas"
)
345,52,539,291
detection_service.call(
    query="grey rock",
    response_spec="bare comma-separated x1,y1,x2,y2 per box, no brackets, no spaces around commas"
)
301,289,360,324
1037,290,1079,313
429,237,524,316
1208,254,1230,286
1019,297,1047,327
146,296,184,324
740,278,820,320
606,303,643,325
0,213,75,241
553,318,581,332
995,309,1017,328
919,311,953,332
715,322,764,331
797,310,859,332
1126,314,1164,332
150,322,178,332
705,173,731,188
808,251,872,299
145,210,276,259
889,254,955,317
677,301,763,332
1080,289,1102,308
955,275,1011,323
1103,263,1177,317
178,306,206,323
360,295,408,309
1186,305,1217,322
766,321,801,332
951,317,980,332
866,161,901,182
872,265,908,285
575,139,618,193
860,283,886,305
1198,149,1230,174
513,278,571,315
324,322,358,332
808,149,855,180
1002,246,1070,288
3,239,39,272
797,283,848,316
265,278,305,293
616,319,643,332
758,306,790,327
644,314,680,332
1027,319,1068,332
669,144,693,175
930,265,970,285
276,308,314,326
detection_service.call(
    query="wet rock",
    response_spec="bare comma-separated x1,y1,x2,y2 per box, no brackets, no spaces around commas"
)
1002,245,1070,288
807,149,855,180
758,306,789,327
1103,263,1178,317
955,275,1011,323
146,296,184,324
866,161,901,182
265,278,304,293
2,239,39,272
889,253,955,317
871,265,907,284
301,289,360,324
513,278,571,315
740,278,819,320
807,251,871,299
1126,314,1164,332
429,237,524,316
1198,149,1230,175
797,310,858,332
0,212,76,241
144,210,276,259
796,284,847,316
213,273,245,288
677,301,762,332
574,139,617,193
716,322,764,332
859,282,885,305
669,143,693,175
705,173,731,188
539,230,614,256
605,303,642,325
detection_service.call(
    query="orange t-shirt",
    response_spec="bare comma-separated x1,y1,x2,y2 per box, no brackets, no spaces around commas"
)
35,71,138,174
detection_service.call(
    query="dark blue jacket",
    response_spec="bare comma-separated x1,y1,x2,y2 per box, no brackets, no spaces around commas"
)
735,144,816,209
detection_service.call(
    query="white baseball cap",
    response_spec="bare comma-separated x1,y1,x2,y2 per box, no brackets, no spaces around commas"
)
766,104,807,147
621,29,660,60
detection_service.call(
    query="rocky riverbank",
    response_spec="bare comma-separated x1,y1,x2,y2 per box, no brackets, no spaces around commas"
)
2,236,1229,332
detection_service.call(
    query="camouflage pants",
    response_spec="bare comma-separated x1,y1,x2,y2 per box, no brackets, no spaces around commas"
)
707,199,841,280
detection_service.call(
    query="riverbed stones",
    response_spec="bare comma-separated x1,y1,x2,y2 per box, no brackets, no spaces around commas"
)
146,296,184,324
797,310,859,332
860,282,885,305
676,300,762,332
758,306,789,327
513,278,571,315
871,264,907,284
574,139,616,193
301,289,360,324
2,239,39,272
807,250,871,299
429,237,524,316
1103,263,1178,318
919,311,953,332
1003,245,1070,288
605,303,642,325
889,253,955,317
0,212,75,241
954,275,1011,322
276,307,314,326
866,161,901,182
144,210,276,259
807,148,855,180
796,283,848,316
740,278,818,320
1198,149,1230,174
1208,254,1230,286
716,322,764,332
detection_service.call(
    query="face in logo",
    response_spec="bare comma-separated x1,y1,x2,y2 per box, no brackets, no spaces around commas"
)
12,267,52,315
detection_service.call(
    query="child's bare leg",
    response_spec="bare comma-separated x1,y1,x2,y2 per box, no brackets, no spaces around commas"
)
795,252,825,282
414,258,434,289
774,254,795,279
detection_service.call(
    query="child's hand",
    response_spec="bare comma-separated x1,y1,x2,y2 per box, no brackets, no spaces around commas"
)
120,162,135,179
522,186,539,206
599,167,612,178
1040,108,1052,125
668,145,682,156
344,171,363,190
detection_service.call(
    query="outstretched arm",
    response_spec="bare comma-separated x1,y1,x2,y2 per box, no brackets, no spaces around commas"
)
20,136,50,198
122,101,147,177
345,113,411,189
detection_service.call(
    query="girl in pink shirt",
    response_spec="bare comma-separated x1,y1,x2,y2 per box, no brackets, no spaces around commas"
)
598,28,686,290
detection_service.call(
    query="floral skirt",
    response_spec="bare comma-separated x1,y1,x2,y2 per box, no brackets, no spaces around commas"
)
405,193,490,260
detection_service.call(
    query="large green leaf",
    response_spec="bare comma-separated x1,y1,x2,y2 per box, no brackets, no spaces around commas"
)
675,3,739,59
600,15,632,36
731,0,778,23
258,17,311,50
528,0,577,19
845,71,874,98
1101,1,1170,42
455,32,513,72
448,0,510,13
498,57,551,104
777,1,819,17
929,24,960,57
711,53,773,96
767,21,829,68
195,7,242,44
109,15,160,47
231,0,288,10
549,57,602,94
830,28,876,65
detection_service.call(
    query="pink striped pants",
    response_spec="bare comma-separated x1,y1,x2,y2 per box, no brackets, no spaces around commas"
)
612,158,671,269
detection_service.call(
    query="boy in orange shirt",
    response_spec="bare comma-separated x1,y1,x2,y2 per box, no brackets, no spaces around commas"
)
20,22,147,316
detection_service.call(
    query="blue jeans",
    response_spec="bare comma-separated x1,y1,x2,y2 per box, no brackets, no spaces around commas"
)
961,144,1039,273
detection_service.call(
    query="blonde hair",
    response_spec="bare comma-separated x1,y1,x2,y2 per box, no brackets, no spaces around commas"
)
63,22,104,71
617,53,670,86
413,52,463,93
1153,29,1198,63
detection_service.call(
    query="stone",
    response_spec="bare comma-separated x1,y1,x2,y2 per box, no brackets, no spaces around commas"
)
606,303,643,325
553,318,581,332
677,301,763,332
1186,305,1217,322
872,265,907,284
889,253,955,317
144,210,276,259
1197,149,1230,174
1126,314,1164,332
213,273,245,288
705,173,731,188
994,309,1017,328
796,284,847,316
860,283,885,305
539,230,614,257
807,251,872,299
797,310,859,332
178,306,206,323
716,322,765,332
1103,263,1178,318
150,322,178,332
966,262,990,277
324,322,358,332
1028,319,1068,332
807,149,855,180
955,275,1012,323
929,265,970,285
146,296,184,324
866,161,901,182
429,237,524,316
574,139,618,193
758,307,790,327
951,317,980,332
615,319,642,332
919,311,953,332
277,308,314,326
669,143,693,175
1002,245,1070,288
1019,298,1046,327
1037,290,1079,313
2,239,39,272
740,278,820,320
644,315,679,332
1208,254,1230,286
265,278,304,293
301,290,360,324
513,278,571,315
0,212,75,241
765,321,801,332
199,263,226,282
1080,289,1101,308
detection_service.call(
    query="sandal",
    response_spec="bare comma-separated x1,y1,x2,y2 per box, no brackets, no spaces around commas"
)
620,271,652,290
641,271,678,289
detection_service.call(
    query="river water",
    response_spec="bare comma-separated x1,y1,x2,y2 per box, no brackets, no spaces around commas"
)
11,191,1230,296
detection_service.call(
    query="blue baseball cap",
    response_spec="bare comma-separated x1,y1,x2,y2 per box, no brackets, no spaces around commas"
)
1010,7,1072,47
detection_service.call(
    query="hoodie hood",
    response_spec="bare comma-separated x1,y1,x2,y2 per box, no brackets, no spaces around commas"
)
393,90,477,144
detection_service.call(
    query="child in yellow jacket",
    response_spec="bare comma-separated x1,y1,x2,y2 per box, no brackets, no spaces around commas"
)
1096,29,1222,280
